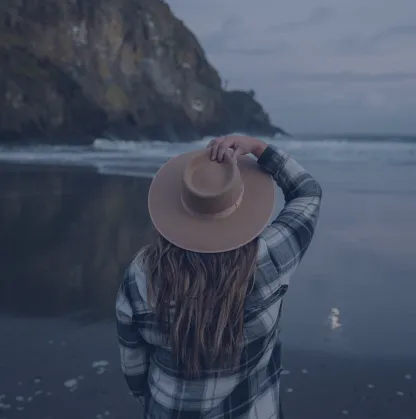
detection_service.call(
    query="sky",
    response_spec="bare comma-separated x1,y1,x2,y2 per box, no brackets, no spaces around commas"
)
166,0,416,134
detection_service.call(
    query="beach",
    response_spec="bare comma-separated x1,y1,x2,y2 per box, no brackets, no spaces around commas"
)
0,149,415,418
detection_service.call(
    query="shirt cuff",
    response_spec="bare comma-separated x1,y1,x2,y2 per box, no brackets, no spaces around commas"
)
257,145,289,176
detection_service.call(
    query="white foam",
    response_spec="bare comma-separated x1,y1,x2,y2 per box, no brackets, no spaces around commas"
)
92,360,109,368
0,135,415,178
328,308,342,330
64,378,78,391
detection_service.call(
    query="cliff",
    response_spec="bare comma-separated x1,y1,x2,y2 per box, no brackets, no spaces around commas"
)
0,0,286,144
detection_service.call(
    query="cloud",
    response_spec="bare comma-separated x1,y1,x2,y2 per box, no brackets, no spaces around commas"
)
335,38,374,55
213,43,290,57
199,16,240,54
278,71,416,83
167,0,416,132
272,6,334,33
371,24,416,44
336,24,416,55
200,16,290,56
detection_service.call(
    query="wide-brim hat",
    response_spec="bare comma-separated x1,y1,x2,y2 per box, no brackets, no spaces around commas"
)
148,148,275,253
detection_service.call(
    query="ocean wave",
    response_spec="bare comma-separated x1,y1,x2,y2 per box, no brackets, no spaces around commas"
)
0,134,415,177
294,134,416,144
93,137,212,153
89,136,416,161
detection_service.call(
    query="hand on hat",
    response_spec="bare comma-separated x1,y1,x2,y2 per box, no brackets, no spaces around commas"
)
207,135,267,162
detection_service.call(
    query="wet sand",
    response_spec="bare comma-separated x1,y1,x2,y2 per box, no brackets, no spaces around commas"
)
0,316,415,419
0,162,415,419
0,163,152,316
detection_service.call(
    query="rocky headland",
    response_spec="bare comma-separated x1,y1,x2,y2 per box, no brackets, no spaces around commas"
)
0,0,287,144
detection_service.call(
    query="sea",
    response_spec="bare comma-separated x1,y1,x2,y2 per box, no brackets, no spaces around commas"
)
1,133,416,177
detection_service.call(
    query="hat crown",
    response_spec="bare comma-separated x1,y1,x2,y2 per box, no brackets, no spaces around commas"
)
181,149,244,218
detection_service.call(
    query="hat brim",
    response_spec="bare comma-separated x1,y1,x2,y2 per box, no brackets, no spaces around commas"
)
148,150,275,253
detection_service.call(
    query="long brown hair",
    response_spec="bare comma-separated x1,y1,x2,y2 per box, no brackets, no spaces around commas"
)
141,231,259,378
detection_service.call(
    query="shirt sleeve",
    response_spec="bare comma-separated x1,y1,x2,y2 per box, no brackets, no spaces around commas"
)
116,266,151,399
256,145,322,288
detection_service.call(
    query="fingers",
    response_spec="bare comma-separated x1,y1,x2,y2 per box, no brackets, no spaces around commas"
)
207,136,242,162
206,138,216,149
208,136,227,161
207,138,220,161
232,145,243,161
218,137,236,162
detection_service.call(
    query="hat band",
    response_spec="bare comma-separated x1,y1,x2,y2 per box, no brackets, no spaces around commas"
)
181,183,245,220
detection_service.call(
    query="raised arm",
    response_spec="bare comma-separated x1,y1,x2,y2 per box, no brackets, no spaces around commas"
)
208,135,322,288
257,144,322,278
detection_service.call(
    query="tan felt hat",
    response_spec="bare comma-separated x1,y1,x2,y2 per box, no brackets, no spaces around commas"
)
148,148,275,253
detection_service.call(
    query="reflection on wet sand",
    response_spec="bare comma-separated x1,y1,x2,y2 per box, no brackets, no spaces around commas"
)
328,308,342,330
0,164,152,316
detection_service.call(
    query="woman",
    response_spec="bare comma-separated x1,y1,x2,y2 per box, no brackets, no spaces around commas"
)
116,135,322,418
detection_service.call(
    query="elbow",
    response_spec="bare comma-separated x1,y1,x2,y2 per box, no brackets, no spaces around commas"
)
314,179,323,200
302,175,323,200
283,173,323,204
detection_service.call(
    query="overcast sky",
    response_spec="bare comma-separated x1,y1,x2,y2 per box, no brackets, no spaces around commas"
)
167,0,416,134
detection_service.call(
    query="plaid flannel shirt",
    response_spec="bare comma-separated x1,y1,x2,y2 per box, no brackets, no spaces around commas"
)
116,145,322,418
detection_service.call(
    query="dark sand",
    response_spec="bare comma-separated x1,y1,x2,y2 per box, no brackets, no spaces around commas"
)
0,162,415,419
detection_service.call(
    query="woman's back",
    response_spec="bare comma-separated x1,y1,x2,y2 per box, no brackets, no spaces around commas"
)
116,136,322,418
